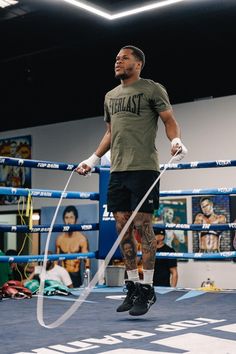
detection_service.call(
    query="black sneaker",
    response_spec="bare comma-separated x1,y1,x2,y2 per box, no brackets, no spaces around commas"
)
116,281,137,312
129,283,156,316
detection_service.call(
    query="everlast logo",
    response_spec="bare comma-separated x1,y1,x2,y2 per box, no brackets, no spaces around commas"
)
109,93,143,115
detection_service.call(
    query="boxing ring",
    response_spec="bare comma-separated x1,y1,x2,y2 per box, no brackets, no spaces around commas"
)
1,156,236,354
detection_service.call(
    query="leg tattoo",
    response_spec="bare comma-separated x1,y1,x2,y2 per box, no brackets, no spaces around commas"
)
134,213,156,269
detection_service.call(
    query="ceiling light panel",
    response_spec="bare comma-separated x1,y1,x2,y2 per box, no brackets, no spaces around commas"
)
61,0,187,20
0,0,18,9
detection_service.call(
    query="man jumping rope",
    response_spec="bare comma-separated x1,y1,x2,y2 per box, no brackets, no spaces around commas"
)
76,45,187,316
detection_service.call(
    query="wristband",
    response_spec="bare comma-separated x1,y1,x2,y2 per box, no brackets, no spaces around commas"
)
171,137,188,162
79,153,100,169
171,137,182,147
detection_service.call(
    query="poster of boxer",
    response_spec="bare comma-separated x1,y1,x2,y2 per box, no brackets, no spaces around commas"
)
41,203,98,287
192,195,231,254
229,196,236,261
0,135,31,205
153,197,188,254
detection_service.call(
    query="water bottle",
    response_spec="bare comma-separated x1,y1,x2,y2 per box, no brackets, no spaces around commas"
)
83,268,91,288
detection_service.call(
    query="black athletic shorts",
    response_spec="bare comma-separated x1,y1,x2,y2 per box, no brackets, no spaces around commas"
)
107,170,160,213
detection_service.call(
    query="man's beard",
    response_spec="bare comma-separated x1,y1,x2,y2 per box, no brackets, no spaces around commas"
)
115,66,133,80
115,71,129,80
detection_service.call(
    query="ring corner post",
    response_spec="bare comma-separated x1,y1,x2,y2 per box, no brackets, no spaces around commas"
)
97,167,120,260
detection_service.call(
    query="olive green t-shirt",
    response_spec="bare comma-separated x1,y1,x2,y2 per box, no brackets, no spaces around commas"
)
104,78,172,172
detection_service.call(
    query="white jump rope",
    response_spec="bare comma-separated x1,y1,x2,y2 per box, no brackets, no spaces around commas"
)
37,150,180,328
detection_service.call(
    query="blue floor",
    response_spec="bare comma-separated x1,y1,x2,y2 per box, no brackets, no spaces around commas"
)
1,287,236,354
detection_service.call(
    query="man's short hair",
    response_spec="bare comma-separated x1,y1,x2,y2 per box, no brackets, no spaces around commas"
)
63,205,78,220
121,45,145,69
154,228,165,236
200,196,213,204
5,249,18,256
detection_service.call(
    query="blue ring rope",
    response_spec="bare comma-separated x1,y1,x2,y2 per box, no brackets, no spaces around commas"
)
160,159,236,170
0,223,99,233
0,252,96,263
150,251,236,260
0,187,99,200
0,222,235,233
152,223,236,232
1,156,236,171
160,187,236,196
0,250,235,262
0,156,78,171
0,223,234,232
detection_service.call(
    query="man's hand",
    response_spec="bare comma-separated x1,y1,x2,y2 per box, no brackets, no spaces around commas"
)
171,138,188,162
75,153,100,176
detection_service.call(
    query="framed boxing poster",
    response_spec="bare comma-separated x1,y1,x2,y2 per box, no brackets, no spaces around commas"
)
153,197,189,255
229,196,236,262
0,135,32,205
192,195,231,255
41,203,99,280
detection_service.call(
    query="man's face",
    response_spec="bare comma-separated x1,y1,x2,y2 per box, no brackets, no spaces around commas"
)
114,48,140,80
10,142,17,156
155,233,165,244
123,242,135,259
64,211,77,225
163,208,174,222
18,144,31,159
201,199,213,216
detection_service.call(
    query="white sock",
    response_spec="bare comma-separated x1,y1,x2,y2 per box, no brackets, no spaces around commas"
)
142,269,154,285
127,269,140,282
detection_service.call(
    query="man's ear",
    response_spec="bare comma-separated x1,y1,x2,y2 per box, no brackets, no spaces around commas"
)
136,61,142,71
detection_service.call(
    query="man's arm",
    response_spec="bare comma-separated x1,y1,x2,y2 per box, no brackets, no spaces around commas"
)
194,213,204,224
159,109,180,141
76,123,111,175
94,123,111,158
218,214,227,223
55,238,60,254
80,235,90,269
170,266,178,287
60,267,73,288
233,220,236,249
159,109,187,161
55,236,61,265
